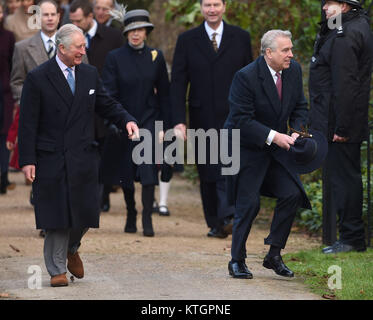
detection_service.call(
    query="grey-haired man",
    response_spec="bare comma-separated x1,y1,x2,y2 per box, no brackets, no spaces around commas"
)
18,24,138,287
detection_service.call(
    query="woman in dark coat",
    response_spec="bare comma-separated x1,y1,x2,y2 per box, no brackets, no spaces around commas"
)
0,2,15,194
101,9,170,237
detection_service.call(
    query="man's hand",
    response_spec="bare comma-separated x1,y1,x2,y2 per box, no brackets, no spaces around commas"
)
22,165,36,183
174,123,186,141
126,121,140,140
273,132,296,151
333,134,348,143
291,132,300,140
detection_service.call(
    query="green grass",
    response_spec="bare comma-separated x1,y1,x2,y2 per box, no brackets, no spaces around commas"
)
283,248,373,300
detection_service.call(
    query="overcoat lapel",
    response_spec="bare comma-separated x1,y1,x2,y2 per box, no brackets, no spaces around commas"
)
280,68,292,119
193,23,217,60
27,32,49,67
66,64,85,127
258,57,282,116
216,22,233,59
46,58,74,109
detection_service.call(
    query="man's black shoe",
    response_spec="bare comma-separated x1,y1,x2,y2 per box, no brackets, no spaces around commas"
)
207,228,228,239
228,261,253,279
263,255,294,277
323,242,366,254
322,241,341,253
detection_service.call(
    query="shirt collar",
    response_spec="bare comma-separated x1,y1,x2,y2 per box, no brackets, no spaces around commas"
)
87,19,98,38
40,31,56,47
266,62,282,77
204,21,224,38
55,54,75,72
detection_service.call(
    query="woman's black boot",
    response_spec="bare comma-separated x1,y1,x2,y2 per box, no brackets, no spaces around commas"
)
142,185,155,237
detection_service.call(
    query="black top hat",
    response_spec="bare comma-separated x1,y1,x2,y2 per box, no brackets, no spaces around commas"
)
279,129,328,174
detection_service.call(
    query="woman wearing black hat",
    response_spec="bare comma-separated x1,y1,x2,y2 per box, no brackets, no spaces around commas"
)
100,9,171,237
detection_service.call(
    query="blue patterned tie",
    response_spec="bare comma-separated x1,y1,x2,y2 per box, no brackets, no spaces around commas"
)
66,67,75,94
86,33,91,49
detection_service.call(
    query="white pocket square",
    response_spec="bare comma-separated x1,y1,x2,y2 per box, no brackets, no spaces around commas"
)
89,89,95,95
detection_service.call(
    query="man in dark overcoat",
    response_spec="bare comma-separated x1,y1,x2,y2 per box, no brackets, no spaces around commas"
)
18,24,138,287
170,0,253,238
309,0,373,254
224,30,309,279
69,0,125,212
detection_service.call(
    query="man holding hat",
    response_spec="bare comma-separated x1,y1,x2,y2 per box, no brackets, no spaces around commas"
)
309,0,373,254
224,29,313,279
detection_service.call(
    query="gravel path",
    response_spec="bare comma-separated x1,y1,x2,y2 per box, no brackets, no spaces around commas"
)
0,172,321,300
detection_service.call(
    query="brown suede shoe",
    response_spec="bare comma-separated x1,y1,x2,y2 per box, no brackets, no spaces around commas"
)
50,273,68,287
67,252,84,279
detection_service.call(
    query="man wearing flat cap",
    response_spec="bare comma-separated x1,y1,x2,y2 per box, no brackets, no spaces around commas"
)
309,0,373,254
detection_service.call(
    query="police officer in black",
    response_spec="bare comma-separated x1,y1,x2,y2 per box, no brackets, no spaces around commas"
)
309,0,373,254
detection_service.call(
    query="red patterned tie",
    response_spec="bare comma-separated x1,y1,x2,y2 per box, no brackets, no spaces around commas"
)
276,72,282,100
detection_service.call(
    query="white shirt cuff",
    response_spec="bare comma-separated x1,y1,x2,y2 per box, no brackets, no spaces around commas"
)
266,130,277,146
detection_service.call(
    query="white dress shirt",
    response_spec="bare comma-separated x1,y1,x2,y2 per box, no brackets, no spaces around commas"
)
265,63,283,146
40,32,56,54
204,21,224,48
56,55,75,80
86,19,98,48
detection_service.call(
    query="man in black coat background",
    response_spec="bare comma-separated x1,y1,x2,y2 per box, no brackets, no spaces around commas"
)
309,0,373,254
69,0,125,212
18,24,138,287
170,0,253,238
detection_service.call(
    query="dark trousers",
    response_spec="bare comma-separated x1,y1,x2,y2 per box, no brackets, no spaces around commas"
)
231,160,303,261
322,143,366,247
200,179,235,229
0,134,10,174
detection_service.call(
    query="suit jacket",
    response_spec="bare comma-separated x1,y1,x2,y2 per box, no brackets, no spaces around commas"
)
224,56,310,209
18,58,136,229
86,23,125,140
170,21,253,181
87,23,125,75
10,31,88,103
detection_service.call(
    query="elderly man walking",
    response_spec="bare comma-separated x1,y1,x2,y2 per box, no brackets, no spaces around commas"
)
18,24,138,287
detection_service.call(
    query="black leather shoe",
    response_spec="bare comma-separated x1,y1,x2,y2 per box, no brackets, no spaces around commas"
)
263,255,294,277
228,261,253,279
207,228,228,239
322,241,341,253
158,205,170,216
323,242,366,254
222,217,233,235
124,215,137,233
